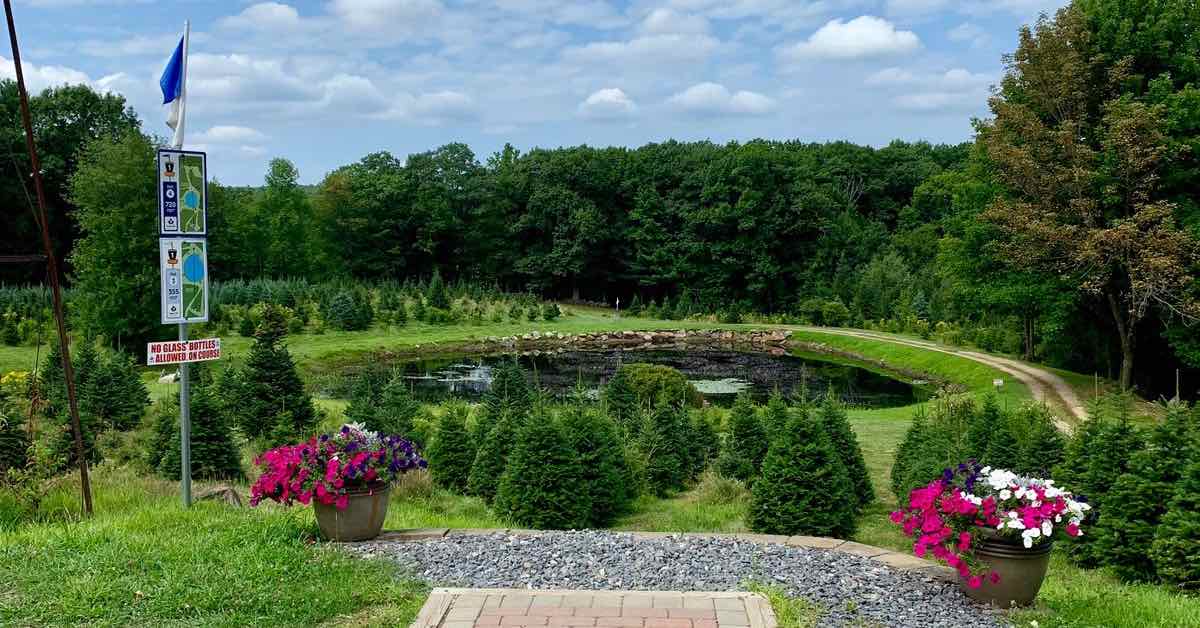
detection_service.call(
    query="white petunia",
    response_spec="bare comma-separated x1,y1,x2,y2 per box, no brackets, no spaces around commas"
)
1042,521,1052,537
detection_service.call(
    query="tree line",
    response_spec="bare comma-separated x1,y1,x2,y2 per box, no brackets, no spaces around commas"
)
2,0,1198,397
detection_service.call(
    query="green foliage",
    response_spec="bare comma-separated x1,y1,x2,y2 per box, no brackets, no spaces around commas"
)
717,393,768,483
425,403,475,493
817,396,874,510
541,303,561,321
426,271,451,310
494,409,589,530
1092,403,1198,582
635,400,691,496
1150,457,1200,590
561,403,631,526
0,409,28,474
230,304,316,445
481,361,532,422
760,391,790,442
602,367,638,433
467,409,523,503
890,394,974,501
965,393,1001,461
749,407,857,538
376,374,421,441
619,363,702,410
158,379,243,481
324,290,373,331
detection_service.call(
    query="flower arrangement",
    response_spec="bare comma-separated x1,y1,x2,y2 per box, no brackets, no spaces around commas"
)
250,423,425,510
890,462,1091,588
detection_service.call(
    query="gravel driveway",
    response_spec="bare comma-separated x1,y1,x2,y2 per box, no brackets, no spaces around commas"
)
348,531,1008,628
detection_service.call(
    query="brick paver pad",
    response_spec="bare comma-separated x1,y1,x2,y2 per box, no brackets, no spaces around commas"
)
412,589,777,628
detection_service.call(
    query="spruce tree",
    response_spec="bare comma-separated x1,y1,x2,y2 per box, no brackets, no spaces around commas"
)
750,408,857,538
1016,404,1065,477
0,403,28,473
761,391,790,443
49,339,104,469
495,409,590,529
717,393,768,483
236,304,316,445
1065,406,1146,567
467,409,524,502
561,404,630,526
637,400,689,495
426,270,450,310
818,395,875,510
343,374,381,426
966,393,1001,461
1092,403,1197,582
686,409,719,477
147,397,178,472
1151,456,1200,589
376,373,420,440
982,411,1022,470
159,381,243,481
426,403,476,493
91,349,149,431
482,360,532,421
602,367,638,434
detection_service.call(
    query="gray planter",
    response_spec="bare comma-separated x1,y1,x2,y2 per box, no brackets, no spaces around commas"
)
313,483,391,542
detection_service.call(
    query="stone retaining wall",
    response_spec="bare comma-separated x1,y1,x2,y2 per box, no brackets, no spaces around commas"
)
368,528,955,583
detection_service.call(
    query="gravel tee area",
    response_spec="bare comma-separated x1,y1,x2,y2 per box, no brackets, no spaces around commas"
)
348,531,1007,628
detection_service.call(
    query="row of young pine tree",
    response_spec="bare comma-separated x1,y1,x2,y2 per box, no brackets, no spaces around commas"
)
417,360,875,537
891,392,1200,590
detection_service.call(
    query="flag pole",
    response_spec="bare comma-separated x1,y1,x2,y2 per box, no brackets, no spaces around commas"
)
175,19,192,508
3,0,93,515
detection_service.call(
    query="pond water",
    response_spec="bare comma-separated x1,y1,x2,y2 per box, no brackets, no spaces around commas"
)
357,349,927,409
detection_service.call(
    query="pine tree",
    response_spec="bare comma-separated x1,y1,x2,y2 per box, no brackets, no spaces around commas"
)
49,339,104,469
561,404,630,526
602,367,638,434
1016,404,1065,477
0,403,28,473
637,400,689,495
344,374,381,426
426,270,450,310
412,297,427,322
966,393,1001,461
147,397,178,472
467,409,524,502
236,304,316,445
1092,403,1197,582
717,393,768,483
482,360,532,421
982,411,1022,470
750,407,857,538
426,403,476,493
394,299,408,326
761,391,790,443
686,410,718,478
818,395,875,510
95,349,150,431
159,381,243,481
1151,456,1200,589
495,409,590,530
376,373,420,440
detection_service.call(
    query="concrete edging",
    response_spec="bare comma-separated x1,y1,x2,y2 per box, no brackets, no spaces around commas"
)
368,528,955,583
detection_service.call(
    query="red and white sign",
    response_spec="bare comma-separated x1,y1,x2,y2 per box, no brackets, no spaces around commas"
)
147,338,222,366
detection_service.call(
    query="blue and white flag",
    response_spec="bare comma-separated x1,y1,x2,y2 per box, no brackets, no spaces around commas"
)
159,26,189,147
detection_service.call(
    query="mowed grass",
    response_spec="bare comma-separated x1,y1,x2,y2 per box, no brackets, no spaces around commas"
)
0,468,428,627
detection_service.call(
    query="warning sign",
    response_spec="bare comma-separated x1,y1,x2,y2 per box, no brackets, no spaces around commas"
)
147,338,222,366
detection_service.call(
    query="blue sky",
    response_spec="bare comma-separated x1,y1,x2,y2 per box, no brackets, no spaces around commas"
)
6,0,1067,186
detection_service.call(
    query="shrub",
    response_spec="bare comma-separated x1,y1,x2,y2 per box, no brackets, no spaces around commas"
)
343,375,381,426
749,407,856,538
1092,403,1197,582
717,393,767,483
230,304,317,445
92,349,149,432
494,409,590,530
426,271,451,310
965,393,1000,460
636,400,690,495
324,290,373,331
426,403,476,493
158,379,244,481
561,405,631,526
467,409,523,503
0,411,28,473
238,316,256,337
760,391,790,442
602,368,638,433
817,396,874,511
482,360,532,422
685,409,719,477
541,303,561,321
411,297,427,322
620,363,702,409
1151,457,1200,589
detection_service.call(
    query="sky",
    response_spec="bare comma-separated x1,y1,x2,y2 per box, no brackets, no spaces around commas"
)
4,0,1068,186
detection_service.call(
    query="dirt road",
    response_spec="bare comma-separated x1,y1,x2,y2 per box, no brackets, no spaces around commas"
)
800,328,1087,428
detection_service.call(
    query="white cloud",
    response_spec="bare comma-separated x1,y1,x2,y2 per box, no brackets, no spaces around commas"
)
220,2,305,31
865,66,994,113
865,67,916,86
329,0,443,33
578,88,637,120
0,55,91,92
667,82,777,116
867,67,993,88
947,22,989,48
638,8,710,35
194,125,268,143
375,90,476,124
509,30,571,50
564,33,719,65
894,91,975,111
78,33,191,58
779,16,921,62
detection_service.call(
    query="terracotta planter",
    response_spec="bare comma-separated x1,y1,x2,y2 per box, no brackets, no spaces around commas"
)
962,529,1052,608
313,483,390,541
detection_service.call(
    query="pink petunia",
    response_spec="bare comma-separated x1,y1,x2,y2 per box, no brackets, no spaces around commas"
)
335,494,349,510
890,511,904,524
958,532,972,552
967,576,983,589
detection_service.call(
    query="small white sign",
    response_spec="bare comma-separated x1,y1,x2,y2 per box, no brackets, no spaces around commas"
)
147,338,222,366
993,379,1004,387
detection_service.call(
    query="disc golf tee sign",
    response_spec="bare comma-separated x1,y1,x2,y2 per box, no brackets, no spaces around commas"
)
158,149,206,236
160,238,208,323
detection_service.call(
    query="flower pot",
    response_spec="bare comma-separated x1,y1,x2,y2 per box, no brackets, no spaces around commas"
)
962,530,1052,608
313,483,390,542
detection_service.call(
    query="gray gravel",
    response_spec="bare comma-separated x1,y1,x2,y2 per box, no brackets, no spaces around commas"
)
348,531,1008,628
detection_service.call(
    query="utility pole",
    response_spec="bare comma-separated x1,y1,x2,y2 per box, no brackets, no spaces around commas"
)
4,0,93,514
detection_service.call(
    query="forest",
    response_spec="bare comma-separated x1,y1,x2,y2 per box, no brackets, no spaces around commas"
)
2,0,1199,398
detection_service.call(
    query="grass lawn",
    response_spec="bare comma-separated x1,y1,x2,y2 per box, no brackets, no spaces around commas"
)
0,468,427,627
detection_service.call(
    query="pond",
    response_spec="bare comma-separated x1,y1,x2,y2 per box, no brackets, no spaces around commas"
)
340,349,928,409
